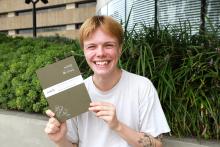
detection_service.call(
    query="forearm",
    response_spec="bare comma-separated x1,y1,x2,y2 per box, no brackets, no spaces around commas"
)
56,137,77,147
56,144,77,147
114,122,162,147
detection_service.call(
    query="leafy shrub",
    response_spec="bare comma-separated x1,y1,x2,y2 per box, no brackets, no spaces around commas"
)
120,21,220,140
0,35,89,113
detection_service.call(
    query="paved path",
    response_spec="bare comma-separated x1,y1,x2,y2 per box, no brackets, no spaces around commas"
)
0,110,54,147
0,109,219,147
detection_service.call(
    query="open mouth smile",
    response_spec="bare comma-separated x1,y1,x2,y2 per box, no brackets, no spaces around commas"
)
94,61,110,65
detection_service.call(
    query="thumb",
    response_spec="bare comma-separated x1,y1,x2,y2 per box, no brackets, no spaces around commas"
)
60,121,68,134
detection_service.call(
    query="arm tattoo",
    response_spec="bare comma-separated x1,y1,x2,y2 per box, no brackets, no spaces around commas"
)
138,133,163,147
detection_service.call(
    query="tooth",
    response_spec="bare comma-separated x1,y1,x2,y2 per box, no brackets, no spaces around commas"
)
96,61,107,65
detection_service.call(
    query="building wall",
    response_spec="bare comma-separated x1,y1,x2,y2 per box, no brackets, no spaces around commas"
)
97,0,220,35
0,0,96,39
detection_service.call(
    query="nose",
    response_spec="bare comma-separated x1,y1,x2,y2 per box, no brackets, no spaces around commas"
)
96,46,105,57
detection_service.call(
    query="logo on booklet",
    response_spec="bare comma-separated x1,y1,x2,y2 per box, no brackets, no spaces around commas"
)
63,64,75,75
46,88,55,95
54,105,72,119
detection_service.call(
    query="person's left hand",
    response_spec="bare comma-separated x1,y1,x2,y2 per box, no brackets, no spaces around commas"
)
89,102,120,131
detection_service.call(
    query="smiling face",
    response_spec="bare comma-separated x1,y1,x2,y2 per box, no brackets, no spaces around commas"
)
83,27,122,77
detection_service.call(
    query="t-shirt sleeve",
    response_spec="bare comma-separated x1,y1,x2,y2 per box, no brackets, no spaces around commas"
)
66,117,79,143
139,79,170,137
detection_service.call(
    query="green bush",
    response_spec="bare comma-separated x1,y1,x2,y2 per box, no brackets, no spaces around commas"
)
120,21,220,140
0,35,89,113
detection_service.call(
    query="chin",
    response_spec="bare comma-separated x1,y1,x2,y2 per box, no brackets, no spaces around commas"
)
93,70,112,77
94,71,109,75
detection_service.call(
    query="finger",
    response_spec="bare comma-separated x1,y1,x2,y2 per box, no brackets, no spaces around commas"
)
60,121,67,133
45,123,60,134
56,121,67,136
90,102,114,107
45,126,59,134
45,109,55,117
89,105,113,112
98,115,112,122
48,117,60,127
96,110,114,117
88,108,99,113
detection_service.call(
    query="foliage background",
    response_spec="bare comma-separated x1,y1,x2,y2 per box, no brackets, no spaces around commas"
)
0,35,89,113
0,21,219,140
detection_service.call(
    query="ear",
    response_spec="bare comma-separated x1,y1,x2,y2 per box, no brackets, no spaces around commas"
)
118,45,122,57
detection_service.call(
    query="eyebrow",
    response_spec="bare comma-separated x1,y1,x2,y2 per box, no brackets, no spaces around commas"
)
104,41,117,44
85,41,117,46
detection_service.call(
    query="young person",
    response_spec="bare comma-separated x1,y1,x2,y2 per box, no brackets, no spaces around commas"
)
45,15,170,147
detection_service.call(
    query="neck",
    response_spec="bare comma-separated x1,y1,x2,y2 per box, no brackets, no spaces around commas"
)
92,68,122,91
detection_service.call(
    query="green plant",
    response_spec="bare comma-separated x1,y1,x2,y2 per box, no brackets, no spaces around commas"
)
0,35,88,113
119,19,220,140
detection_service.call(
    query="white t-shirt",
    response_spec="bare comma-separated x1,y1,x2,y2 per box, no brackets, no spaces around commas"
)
66,70,170,147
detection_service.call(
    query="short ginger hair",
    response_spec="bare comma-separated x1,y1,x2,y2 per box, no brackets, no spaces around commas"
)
79,15,123,48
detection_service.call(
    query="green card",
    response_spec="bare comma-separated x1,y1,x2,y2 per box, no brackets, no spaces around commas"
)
36,56,91,122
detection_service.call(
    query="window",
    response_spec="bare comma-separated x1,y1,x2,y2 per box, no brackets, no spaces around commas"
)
158,0,201,34
37,5,66,14
207,0,220,31
0,31,8,34
37,25,66,33
17,29,32,34
17,5,66,16
17,25,66,34
0,13,8,18
76,1,96,8
75,23,83,29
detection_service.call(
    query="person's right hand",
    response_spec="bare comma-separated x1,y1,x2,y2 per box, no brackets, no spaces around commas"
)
45,109,67,143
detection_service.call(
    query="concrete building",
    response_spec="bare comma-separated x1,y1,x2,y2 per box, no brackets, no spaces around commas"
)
0,0,96,39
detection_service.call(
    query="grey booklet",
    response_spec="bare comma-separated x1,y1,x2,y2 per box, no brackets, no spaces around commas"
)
36,56,91,122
